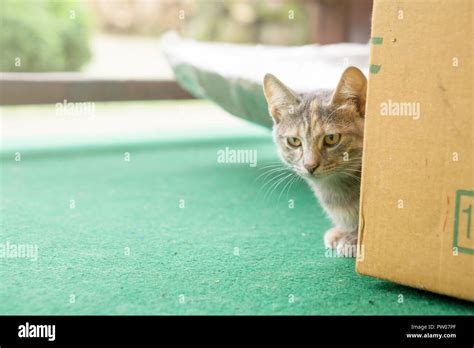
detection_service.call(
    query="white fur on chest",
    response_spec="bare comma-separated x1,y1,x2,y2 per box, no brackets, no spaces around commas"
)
306,178,360,232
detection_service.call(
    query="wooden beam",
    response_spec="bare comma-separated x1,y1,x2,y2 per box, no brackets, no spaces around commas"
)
307,0,348,44
0,73,195,105
307,0,372,44
346,0,373,43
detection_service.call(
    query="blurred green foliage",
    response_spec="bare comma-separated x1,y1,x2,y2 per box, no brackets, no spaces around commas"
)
0,0,93,72
183,1,309,44
94,0,310,45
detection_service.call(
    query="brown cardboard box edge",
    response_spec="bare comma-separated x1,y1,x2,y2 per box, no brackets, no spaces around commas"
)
356,0,473,302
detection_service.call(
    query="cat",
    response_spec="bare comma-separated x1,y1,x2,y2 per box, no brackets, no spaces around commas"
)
262,67,367,257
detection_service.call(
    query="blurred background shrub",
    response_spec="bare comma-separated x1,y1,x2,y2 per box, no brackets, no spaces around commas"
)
0,0,370,73
0,0,93,72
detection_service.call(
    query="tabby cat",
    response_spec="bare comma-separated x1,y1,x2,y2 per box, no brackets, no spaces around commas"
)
263,67,367,257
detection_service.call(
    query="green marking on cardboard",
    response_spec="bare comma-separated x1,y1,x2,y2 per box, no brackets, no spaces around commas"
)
371,37,384,45
453,189,474,255
370,64,382,74
463,205,472,239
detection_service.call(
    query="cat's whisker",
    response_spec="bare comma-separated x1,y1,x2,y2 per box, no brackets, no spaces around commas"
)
257,171,291,197
255,167,288,182
279,172,298,201
265,172,294,201
259,160,284,165
257,166,284,173
256,166,288,176
264,173,293,200
344,160,363,164
284,172,302,201
263,173,290,198
257,163,285,171
343,167,362,173
340,169,361,177
259,171,289,188
344,161,363,166
287,174,302,198
343,161,363,168
256,171,290,188
260,178,283,201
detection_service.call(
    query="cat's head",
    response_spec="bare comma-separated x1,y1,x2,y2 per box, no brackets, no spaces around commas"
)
263,67,367,182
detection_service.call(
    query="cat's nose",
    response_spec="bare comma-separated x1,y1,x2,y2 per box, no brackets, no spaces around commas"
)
304,163,319,174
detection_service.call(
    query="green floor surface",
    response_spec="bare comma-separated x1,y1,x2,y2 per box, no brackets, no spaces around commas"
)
1,109,473,315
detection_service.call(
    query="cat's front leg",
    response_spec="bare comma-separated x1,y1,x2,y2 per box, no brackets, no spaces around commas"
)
324,227,358,257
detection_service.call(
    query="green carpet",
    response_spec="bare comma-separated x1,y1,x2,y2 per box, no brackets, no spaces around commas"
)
1,103,473,315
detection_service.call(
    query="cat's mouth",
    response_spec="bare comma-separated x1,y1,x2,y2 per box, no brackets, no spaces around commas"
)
311,165,339,179
301,164,361,181
300,168,336,180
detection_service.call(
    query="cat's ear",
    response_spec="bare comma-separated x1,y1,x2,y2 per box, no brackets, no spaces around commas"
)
263,73,299,123
331,67,367,116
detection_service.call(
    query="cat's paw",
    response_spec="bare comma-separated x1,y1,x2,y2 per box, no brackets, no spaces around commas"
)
324,228,344,249
324,228,358,258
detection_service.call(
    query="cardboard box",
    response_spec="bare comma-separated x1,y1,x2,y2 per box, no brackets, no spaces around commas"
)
356,0,473,301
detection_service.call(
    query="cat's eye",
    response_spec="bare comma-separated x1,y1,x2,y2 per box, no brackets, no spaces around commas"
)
287,137,302,148
323,134,341,146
